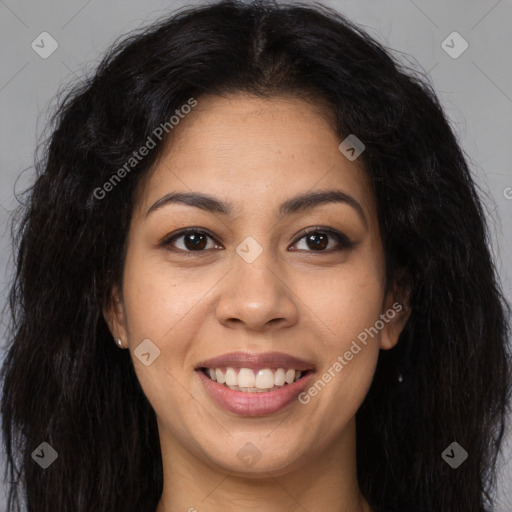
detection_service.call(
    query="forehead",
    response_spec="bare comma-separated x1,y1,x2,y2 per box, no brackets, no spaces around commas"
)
136,93,376,222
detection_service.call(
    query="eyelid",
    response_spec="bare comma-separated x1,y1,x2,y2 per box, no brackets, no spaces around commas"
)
161,226,354,252
290,226,354,251
160,227,220,249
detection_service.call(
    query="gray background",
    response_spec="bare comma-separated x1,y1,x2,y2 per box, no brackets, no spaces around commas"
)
0,0,511,510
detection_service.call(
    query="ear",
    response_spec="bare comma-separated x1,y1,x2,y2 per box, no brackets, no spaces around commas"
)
103,284,129,343
379,272,411,350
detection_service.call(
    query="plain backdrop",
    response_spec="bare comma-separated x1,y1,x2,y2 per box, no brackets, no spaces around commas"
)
0,0,511,510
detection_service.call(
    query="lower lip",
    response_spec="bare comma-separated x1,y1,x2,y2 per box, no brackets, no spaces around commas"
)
196,369,315,416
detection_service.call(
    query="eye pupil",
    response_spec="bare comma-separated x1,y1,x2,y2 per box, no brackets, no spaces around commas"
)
307,233,328,250
184,233,207,250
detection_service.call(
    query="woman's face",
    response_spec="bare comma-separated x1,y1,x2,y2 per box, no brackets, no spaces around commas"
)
106,93,408,476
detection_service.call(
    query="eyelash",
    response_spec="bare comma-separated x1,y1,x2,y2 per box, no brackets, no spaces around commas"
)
161,226,354,254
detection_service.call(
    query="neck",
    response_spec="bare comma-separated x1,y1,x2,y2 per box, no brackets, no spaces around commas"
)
155,418,373,512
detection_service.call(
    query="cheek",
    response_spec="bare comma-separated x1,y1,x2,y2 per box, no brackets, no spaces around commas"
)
301,259,385,343
120,256,205,430
121,247,210,343
296,260,384,409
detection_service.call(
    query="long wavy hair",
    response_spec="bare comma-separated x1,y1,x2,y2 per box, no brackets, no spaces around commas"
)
1,1,510,511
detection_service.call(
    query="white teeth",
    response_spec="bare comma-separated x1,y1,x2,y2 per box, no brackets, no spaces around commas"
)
215,368,226,384
255,369,275,389
274,368,286,386
204,367,307,391
225,367,237,386
238,368,255,388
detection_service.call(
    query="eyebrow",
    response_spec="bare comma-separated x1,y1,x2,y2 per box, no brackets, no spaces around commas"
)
146,189,367,228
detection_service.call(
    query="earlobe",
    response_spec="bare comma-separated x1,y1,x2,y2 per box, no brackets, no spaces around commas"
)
102,285,128,342
379,300,411,350
379,277,412,350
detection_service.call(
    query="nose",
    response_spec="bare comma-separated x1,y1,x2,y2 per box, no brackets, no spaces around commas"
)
215,248,299,332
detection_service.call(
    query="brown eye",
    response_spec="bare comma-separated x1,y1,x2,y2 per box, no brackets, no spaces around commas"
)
304,232,329,250
181,232,208,250
163,229,221,252
291,228,354,252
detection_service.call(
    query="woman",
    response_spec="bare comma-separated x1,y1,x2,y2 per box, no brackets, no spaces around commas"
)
1,1,510,511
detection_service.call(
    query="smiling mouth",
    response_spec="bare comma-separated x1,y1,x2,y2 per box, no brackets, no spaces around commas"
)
199,367,312,393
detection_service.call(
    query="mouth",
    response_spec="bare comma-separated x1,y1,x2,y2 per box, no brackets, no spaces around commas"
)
194,351,316,416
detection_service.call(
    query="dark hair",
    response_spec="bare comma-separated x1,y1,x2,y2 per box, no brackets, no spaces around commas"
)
1,1,510,511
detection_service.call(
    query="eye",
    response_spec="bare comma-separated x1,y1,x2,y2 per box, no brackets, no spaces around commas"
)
161,226,354,254
290,227,354,252
162,228,222,252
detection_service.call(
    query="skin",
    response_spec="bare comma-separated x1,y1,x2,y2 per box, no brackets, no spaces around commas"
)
104,93,410,512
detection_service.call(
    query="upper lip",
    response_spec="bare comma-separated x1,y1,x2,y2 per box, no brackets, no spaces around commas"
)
195,351,316,371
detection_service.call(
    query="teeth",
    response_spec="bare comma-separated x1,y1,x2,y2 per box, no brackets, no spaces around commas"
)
274,368,286,386
215,368,226,384
225,367,237,386
204,367,305,392
238,368,255,388
255,369,275,389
